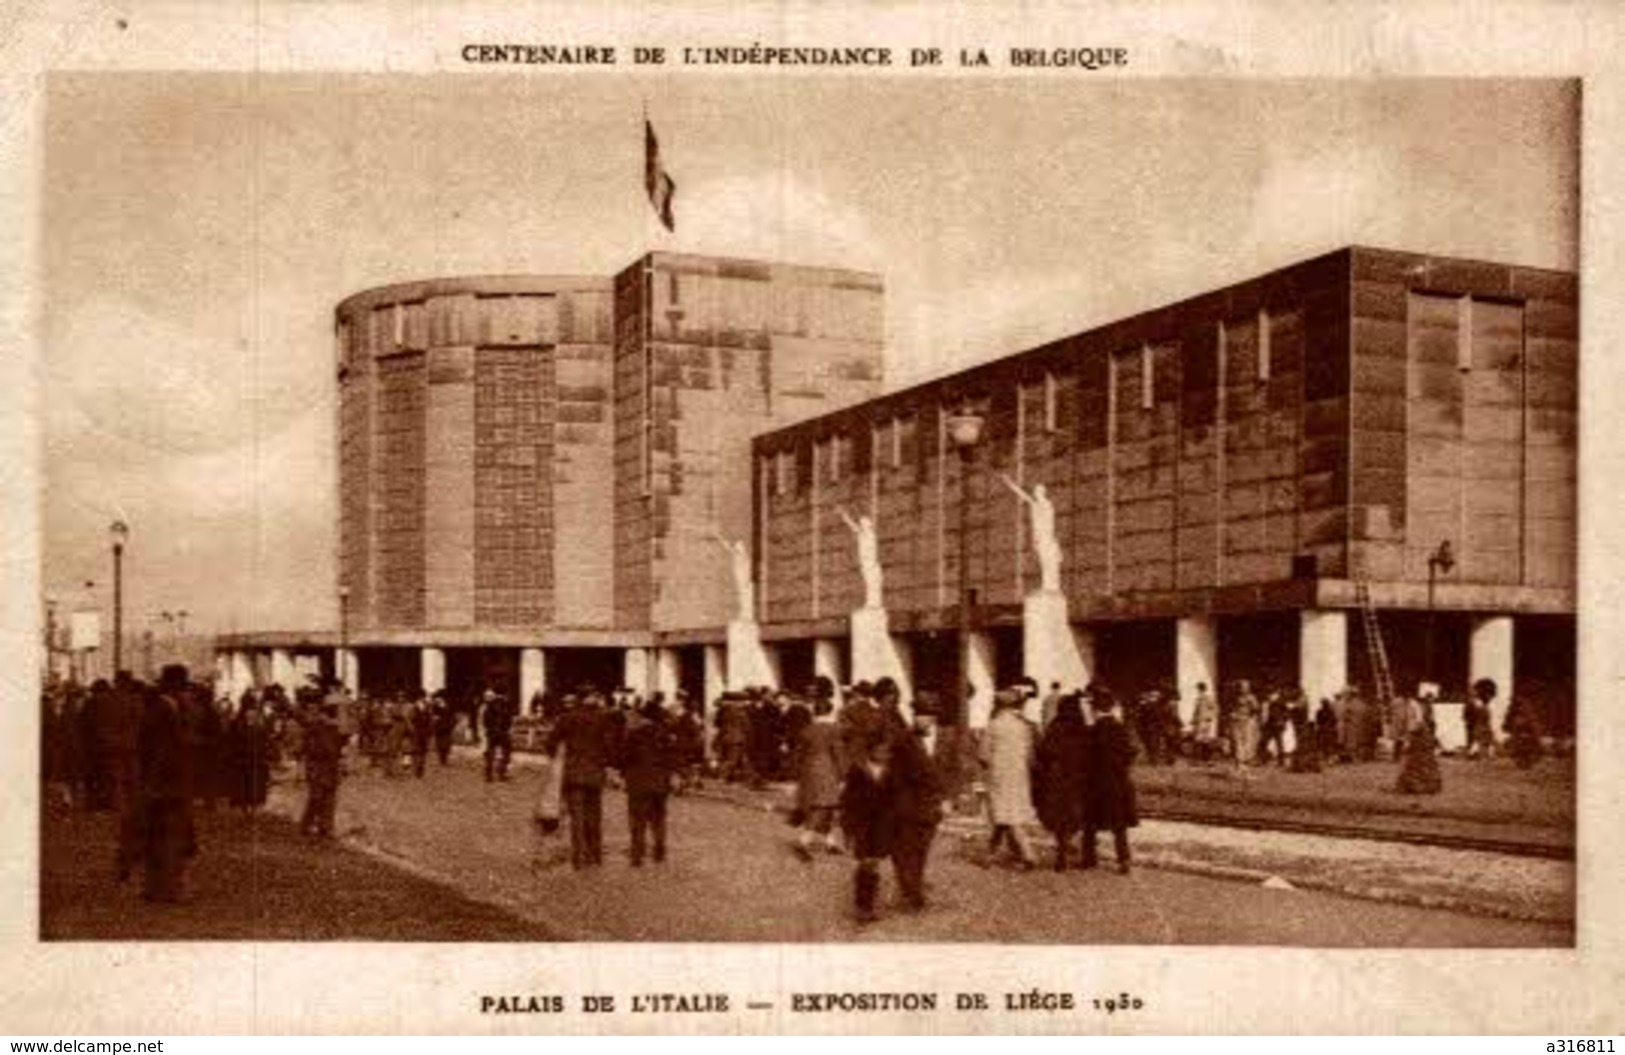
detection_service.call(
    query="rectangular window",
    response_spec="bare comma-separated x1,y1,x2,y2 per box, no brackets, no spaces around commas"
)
826,433,848,482
1257,308,1272,381
1141,343,1155,410
1457,295,1474,370
1044,372,1060,431
392,303,405,347
776,451,795,496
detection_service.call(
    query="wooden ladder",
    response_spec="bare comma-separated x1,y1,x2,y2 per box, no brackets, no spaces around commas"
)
1354,579,1394,704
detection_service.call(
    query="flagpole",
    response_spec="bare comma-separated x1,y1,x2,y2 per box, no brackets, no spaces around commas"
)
640,96,655,501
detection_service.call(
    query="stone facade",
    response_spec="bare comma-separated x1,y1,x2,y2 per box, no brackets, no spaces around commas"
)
754,247,1576,631
335,256,884,643
752,247,1576,704
225,245,1573,719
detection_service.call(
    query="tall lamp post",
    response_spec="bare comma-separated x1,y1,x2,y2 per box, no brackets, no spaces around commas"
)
77,580,96,684
945,406,986,728
1425,540,1455,688
109,519,129,677
43,596,59,685
337,583,351,692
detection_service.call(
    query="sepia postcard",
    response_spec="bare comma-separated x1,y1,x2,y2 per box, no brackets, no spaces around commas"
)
2,0,1622,1036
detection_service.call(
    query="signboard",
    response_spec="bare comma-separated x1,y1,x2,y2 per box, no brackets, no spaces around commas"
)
68,610,100,651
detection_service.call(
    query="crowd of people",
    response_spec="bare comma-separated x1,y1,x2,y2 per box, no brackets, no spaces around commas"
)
1087,675,1551,792
39,657,1557,922
40,665,278,903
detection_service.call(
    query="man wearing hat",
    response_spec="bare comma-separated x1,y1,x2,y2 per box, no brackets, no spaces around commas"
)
838,680,882,762
1081,688,1139,873
482,688,516,782
839,697,946,922
617,699,677,866
545,689,619,868
889,691,949,909
300,701,347,841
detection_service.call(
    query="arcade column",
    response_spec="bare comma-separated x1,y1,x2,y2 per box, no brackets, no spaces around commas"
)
421,647,446,696
654,647,681,699
270,648,298,691
337,648,359,695
1299,609,1348,711
964,629,997,729
1469,615,1514,717
623,647,652,697
702,644,726,708
519,647,546,708
1176,615,1219,726
228,651,254,701
813,637,845,695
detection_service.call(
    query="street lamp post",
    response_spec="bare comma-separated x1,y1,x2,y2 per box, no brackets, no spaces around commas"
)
77,580,95,684
945,406,986,729
337,583,351,691
43,596,59,684
109,520,129,678
1425,540,1455,688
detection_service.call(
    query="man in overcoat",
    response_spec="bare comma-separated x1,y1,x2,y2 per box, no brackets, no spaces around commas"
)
888,694,949,909
300,702,346,839
408,696,434,778
482,690,516,782
1081,690,1138,874
134,666,198,901
616,700,676,866
838,697,947,921
430,691,456,766
1035,694,1089,870
545,691,619,868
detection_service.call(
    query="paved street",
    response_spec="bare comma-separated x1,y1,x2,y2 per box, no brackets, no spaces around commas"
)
39,798,559,941
261,754,1571,946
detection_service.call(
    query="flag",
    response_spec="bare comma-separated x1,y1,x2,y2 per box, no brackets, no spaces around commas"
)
644,119,676,232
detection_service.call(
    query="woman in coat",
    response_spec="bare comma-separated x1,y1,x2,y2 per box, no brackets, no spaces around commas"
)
1082,690,1139,873
1395,715,1443,794
1190,683,1220,762
1230,680,1260,766
982,689,1038,869
1034,694,1089,871
1503,694,1543,769
793,697,846,859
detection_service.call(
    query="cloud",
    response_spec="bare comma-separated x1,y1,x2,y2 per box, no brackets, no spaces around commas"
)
669,172,886,272
891,267,1108,385
46,293,327,465
44,294,336,631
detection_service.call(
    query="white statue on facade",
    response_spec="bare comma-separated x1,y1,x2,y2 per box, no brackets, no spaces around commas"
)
837,507,884,610
1000,474,1063,593
711,533,756,623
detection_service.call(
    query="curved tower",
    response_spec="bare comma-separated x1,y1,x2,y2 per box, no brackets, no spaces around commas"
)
335,275,615,636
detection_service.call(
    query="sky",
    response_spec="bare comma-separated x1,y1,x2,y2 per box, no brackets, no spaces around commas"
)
41,73,1577,634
